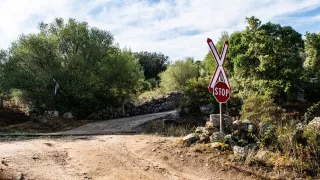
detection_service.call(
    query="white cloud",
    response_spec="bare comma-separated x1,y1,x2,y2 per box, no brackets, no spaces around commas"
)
0,0,320,61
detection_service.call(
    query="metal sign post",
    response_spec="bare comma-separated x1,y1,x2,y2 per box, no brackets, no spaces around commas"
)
219,103,223,132
207,38,231,133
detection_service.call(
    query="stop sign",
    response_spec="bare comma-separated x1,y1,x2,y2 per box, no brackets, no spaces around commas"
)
213,81,230,103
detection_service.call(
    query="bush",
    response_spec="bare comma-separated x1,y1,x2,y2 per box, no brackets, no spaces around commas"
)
182,77,218,113
301,101,320,124
159,59,198,92
226,95,243,117
240,94,284,124
146,78,158,89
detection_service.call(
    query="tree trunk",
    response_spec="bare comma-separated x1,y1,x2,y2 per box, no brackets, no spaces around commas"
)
0,96,3,109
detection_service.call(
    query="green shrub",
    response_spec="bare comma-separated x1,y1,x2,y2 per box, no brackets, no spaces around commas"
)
240,94,284,124
226,95,243,117
146,78,158,89
302,101,320,124
182,77,218,113
140,80,152,91
159,59,198,92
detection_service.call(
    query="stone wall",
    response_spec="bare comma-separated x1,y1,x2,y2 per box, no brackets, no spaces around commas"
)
87,92,182,120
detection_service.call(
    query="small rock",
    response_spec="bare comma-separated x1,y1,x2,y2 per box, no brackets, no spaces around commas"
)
211,142,220,148
1,160,8,166
198,133,210,143
195,127,206,134
254,150,274,163
143,166,150,171
211,142,228,150
182,133,199,145
210,132,225,143
62,112,73,119
205,121,214,129
233,146,247,158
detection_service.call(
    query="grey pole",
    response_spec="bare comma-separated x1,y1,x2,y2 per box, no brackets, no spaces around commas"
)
219,102,223,133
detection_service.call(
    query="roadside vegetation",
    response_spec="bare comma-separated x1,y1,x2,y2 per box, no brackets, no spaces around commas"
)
1,16,320,178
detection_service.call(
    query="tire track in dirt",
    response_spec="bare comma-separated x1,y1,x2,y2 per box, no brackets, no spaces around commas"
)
0,135,255,180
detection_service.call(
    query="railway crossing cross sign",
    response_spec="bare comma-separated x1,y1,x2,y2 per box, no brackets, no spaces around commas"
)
207,38,231,103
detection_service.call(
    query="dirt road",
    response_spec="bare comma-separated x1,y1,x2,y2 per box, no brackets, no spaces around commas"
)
0,135,254,180
42,110,177,136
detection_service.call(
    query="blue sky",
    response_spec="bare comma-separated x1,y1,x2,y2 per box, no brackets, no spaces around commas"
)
0,0,320,61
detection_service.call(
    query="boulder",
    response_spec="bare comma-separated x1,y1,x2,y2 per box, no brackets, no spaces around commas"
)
200,104,215,115
62,112,73,119
210,132,225,143
183,133,199,145
307,117,320,132
233,146,247,158
254,150,274,164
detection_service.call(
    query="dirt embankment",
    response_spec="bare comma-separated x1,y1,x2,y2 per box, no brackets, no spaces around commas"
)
0,135,255,180
0,109,30,126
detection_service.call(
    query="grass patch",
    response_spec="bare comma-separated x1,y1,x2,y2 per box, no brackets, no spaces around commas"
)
0,130,39,136
137,119,196,137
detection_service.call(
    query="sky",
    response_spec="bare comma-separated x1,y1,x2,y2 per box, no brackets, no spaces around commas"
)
1,0,320,61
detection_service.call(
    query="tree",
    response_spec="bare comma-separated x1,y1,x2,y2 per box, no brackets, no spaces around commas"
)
0,49,7,108
134,51,169,80
229,17,304,100
1,18,143,118
301,32,320,101
159,58,198,92
304,32,320,74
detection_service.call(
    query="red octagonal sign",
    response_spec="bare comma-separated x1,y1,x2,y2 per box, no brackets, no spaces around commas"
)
213,81,230,103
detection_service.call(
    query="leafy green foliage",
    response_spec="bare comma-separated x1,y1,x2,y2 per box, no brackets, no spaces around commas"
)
1,18,143,117
0,49,7,93
301,101,320,124
240,94,283,124
183,77,218,113
146,78,158,89
229,17,304,100
159,58,198,92
134,51,168,80
304,32,320,74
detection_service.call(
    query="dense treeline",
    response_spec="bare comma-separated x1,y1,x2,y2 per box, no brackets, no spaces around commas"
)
1,16,320,118
157,17,320,177
161,17,320,110
0,18,167,118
